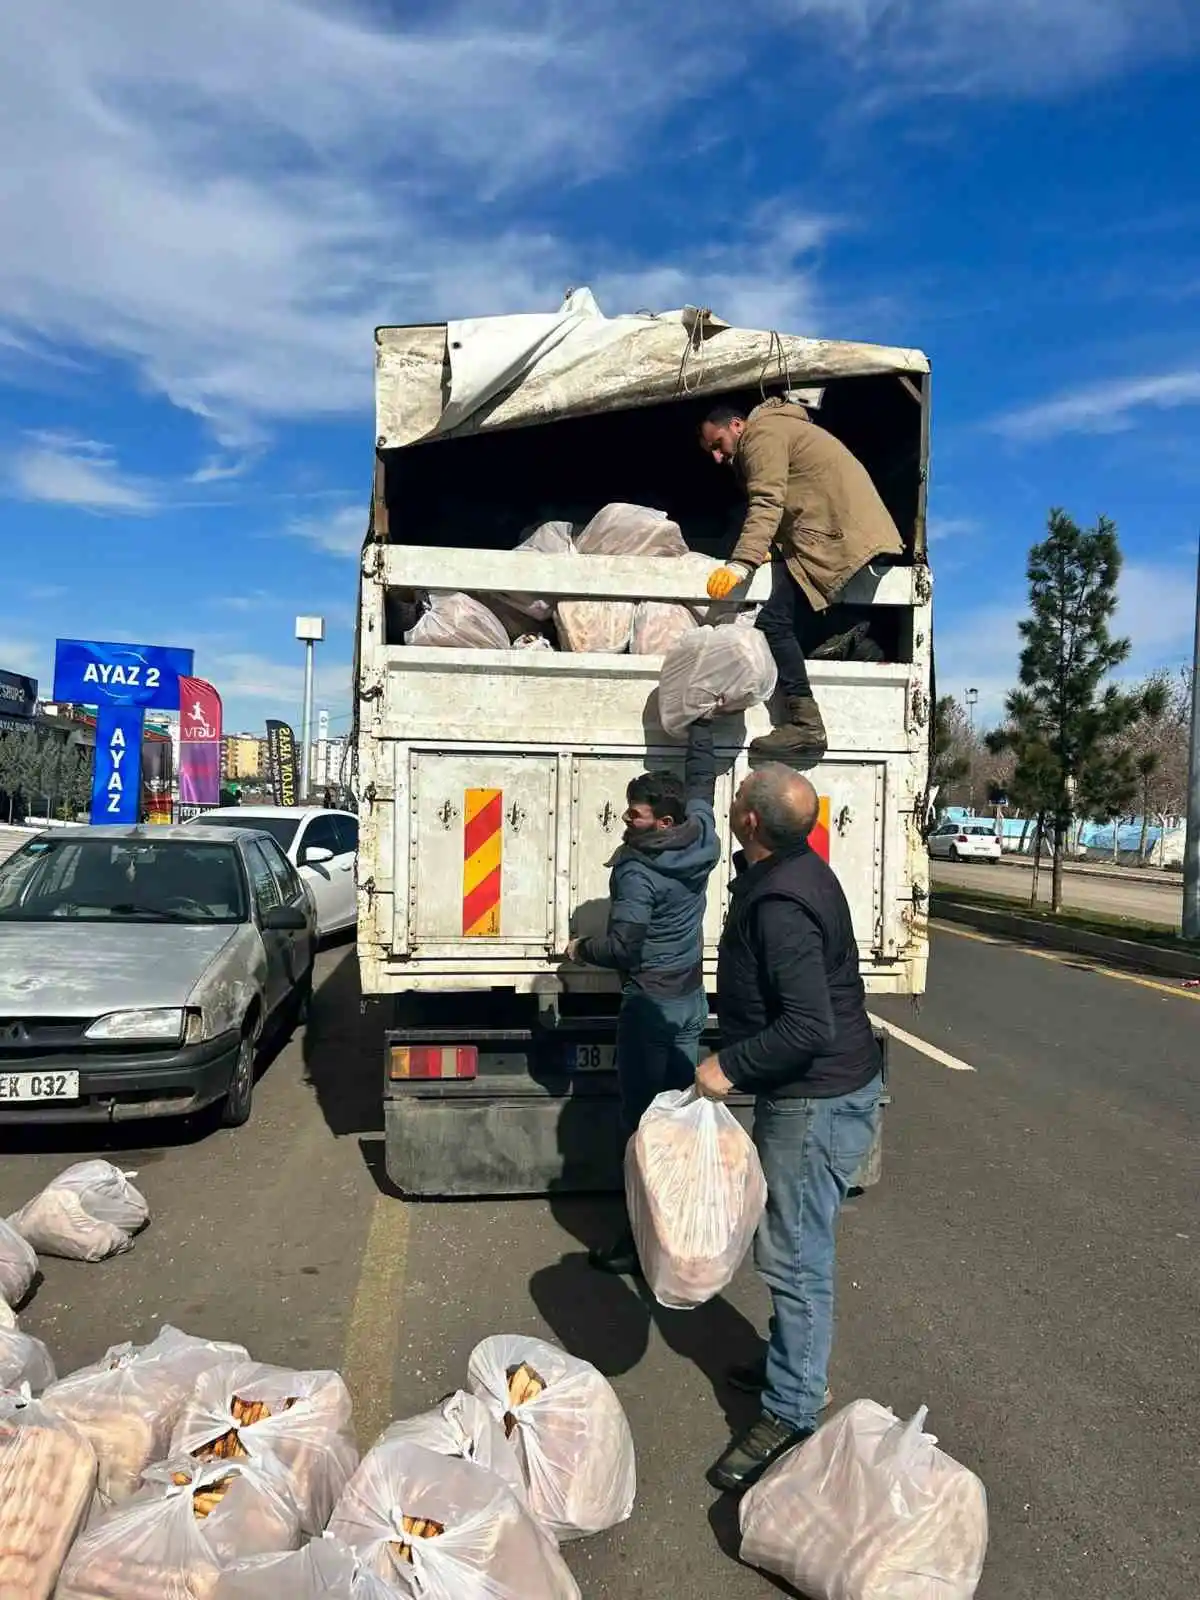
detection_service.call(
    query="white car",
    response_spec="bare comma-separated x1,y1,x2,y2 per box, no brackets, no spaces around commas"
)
185,806,358,937
928,818,1002,863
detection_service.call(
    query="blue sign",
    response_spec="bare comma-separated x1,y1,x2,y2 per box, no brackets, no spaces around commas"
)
91,706,145,826
54,639,193,710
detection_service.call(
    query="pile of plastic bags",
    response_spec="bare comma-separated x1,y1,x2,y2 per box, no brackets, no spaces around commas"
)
0,1313,635,1599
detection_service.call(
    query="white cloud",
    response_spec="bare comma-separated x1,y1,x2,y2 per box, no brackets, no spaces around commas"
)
992,369,1200,439
6,433,158,513
285,504,366,557
927,516,978,544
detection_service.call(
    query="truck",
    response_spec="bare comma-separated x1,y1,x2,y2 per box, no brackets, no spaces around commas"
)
353,292,932,1198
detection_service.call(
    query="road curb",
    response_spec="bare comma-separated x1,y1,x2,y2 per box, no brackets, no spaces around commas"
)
930,893,1200,980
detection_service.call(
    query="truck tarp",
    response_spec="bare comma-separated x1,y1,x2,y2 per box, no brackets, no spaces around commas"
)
376,287,930,449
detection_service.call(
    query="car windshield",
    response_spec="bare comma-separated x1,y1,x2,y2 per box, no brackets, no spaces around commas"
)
188,814,300,852
0,838,248,924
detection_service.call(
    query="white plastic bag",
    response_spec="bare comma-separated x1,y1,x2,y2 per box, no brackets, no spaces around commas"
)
657,623,778,738
487,520,575,624
0,1391,97,1600
739,1400,988,1600
169,1360,358,1533
328,1439,579,1599
0,1296,15,1330
43,1324,249,1505
467,1334,635,1542
626,1089,767,1310
557,503,688,656
629,600,699,656
212,1534,393,1598
377,1389,528,1508
404,593,510,650
0,1328,56,1392
55,1454,301,1599
8,1161,149,1261
0,1215,37,1311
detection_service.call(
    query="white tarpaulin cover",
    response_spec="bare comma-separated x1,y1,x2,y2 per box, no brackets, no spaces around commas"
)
376,290,929,448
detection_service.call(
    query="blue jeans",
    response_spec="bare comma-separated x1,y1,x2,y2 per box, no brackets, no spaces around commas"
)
753,1074,883,1431
615,987,708,1137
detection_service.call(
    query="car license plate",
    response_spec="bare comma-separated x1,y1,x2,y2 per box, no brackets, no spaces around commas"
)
0,1071,80,1102
567,1044,616,1072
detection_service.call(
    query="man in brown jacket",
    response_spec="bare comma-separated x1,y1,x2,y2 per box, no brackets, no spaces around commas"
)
699,400,904,762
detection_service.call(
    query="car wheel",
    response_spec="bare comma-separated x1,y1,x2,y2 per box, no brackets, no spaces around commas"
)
221,1015,259,1128
948,845,960,862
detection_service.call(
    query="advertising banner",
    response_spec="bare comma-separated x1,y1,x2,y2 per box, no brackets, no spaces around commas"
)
178,677,222,818
54,639,193,709
0,670,37,727
265,720,298,808
90,706,145,825
142,733,175,825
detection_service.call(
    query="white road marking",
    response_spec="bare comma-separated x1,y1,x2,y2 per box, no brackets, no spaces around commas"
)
868,1013,977,1073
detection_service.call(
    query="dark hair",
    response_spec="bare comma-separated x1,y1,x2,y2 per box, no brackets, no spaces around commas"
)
700,404,746,431
739,766,818,852
627,769,686,823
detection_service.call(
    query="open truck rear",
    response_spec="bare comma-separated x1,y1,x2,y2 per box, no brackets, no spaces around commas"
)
353,296,932,1197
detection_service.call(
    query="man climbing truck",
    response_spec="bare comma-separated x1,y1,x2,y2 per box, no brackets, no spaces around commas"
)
700,398,906,764
353,291,932,1199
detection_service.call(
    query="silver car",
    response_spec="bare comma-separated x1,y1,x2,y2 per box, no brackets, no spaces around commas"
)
0,826,317,1127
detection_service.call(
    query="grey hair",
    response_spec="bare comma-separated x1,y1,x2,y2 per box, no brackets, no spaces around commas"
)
739,765,818,852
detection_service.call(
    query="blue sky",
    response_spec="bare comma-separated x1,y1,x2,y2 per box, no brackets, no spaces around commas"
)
1,0,1198,735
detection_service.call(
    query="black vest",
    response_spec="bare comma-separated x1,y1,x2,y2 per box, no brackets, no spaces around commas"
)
717,844,881,1097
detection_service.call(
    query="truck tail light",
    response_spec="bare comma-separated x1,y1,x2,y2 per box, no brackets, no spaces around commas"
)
389,1045,478,1081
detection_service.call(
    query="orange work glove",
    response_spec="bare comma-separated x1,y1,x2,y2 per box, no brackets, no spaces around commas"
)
706,564,749,600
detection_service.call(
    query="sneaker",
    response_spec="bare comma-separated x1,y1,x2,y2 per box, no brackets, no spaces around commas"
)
587,1229,642,1277
748,695,828,765
726,1359,832,1410
707,1411,814,1493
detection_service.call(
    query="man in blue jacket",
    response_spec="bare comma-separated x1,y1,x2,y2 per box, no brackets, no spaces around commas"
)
567,718,722,1275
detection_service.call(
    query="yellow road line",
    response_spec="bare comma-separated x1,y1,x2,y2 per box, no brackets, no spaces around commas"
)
932,919,1200,1003
342,1194,410,1447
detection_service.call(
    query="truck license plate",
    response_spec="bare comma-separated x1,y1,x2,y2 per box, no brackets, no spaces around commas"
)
568,1045,616,1073
0,1071,80,1102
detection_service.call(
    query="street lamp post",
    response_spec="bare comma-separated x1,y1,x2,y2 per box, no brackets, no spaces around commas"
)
295,615,325,802
965,687,979,812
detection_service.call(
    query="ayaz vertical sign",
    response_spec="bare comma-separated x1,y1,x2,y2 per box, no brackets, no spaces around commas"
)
53,640,194,825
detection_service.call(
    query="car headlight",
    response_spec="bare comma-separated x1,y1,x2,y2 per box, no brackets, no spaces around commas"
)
85,1008,188,1043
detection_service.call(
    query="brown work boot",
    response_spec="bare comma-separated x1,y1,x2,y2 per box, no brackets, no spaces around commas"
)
749,695,828,766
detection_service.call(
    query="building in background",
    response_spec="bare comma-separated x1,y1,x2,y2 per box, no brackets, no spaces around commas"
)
222,732,264,781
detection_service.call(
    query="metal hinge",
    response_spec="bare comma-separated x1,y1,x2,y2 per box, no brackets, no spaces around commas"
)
361,876,376,905
360,680,383,703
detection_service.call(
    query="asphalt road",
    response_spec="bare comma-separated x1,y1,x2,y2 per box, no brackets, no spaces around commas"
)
2,929,1196,1598
932,856,1182,927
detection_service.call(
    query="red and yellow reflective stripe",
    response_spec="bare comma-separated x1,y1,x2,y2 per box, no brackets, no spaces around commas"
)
810,796,831,863
462,788,502,937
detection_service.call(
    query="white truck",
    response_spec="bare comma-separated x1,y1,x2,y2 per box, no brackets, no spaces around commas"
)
353,293,932,1197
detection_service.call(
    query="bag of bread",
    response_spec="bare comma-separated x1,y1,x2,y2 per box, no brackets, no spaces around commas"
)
0,1391,97,1600
657,621,777,738
169,1361,358,1534
629,600,699,657
43,1325,249,1506
486,520,576,624
0,1216,37,1313
328,1438,579,1599
8,1162,149,1261
0,1327,56,1392
556,503,688,656
739,1400,988,1600
0,1297,15,1331
626,1089,767,1310
211,1535,365,1598
467,1335,635,1542
376,1389,527,1508
404,593,510,650
55,1453,301,1600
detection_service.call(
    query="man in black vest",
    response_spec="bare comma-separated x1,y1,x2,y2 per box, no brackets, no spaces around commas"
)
696,763,883,1493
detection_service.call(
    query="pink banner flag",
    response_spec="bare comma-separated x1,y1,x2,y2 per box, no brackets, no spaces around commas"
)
178,676,222,812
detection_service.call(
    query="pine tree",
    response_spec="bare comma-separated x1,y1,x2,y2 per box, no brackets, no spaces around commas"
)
989,509,1147,912
931,696,972,806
